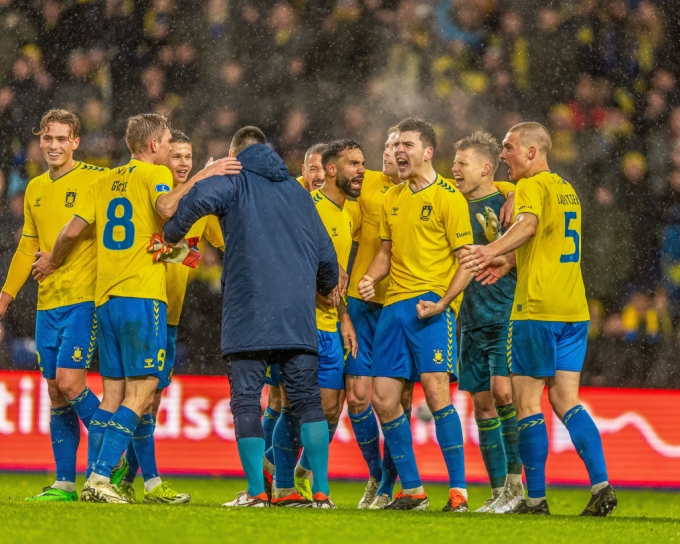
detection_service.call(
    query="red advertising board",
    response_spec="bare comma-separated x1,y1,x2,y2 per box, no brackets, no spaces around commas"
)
0,370,678,487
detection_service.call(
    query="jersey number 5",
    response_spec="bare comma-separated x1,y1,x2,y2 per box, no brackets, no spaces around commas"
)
103,198,135,250
560,211,580,263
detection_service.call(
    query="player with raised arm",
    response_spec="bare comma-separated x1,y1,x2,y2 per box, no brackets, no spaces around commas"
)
358,117,474,512
266,139,362,506
0,110,107,501
459,122,617,516
449,132,523,513
119,129,229,504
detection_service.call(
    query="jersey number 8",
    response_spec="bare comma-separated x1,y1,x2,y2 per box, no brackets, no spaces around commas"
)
103,197,135,250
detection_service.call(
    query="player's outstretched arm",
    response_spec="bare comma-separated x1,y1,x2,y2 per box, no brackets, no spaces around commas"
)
459,213,537,272
357,240,392,301
32,216,89,281
416,255,474,319
156,157,242,220
0,235,41,318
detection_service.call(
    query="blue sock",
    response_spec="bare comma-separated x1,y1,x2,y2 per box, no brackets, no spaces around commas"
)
264,445,275,466
477,417,506,489
132,413,158,482
299,422,337,472
563,405,608,486
87,408,112,478
93,406,139,478
497,403,522,477
262,407,280,452
272,408,301,489
433,405,466,489
381,412,421,489
301,420,329,495
237,437,266,496
124,444,139,484
67,386,100,429
377,407,410,497
349,405,383,482
518,413,548,498
50,405,80,483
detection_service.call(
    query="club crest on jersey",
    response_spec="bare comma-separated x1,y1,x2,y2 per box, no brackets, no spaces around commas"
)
65,191,77,208
420,205,432,221
71,346,84,363
433,349,444,364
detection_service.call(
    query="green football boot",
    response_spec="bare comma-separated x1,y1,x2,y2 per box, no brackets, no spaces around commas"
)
110,457,129,487
26,486,77,502
119,482,136,503
294,474,313,501
144,481,191,504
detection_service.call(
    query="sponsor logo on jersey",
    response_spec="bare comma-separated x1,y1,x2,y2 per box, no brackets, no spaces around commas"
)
391,207,399,216
156,184,171,193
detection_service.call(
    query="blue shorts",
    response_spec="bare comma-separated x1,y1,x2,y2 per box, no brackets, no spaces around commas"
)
344,297,382,377
265,363,282,387
508,320,589,378
318,329,345,390
96,297,167,380
373,292,456,381
158,325,178,390
35,302,97,379
458,323,510,392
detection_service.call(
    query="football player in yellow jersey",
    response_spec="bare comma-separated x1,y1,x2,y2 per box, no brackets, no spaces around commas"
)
119,129,225,504
0,110,106,501
32,114,237,504
296,143,327,191
358,117,474,512
267,139,361,507
460,122,616,517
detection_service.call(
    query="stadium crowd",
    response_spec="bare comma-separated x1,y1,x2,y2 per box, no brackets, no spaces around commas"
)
0,0,679,388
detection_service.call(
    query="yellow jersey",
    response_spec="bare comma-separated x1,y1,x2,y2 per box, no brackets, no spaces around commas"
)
2,162,107,310
312,188,355,332
76,159,172,307
297,175,308,191
166,215,224,326
379,174,473,314
347,170,399,304
511,171,589,322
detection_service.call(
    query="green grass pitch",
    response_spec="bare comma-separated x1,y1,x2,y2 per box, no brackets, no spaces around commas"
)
1,473,679,544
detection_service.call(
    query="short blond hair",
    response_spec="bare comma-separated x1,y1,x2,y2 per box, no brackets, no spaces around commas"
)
508,122,552,155
34,109,80,139
125,113,170,154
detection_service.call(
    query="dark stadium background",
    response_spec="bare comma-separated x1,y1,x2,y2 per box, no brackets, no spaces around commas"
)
0,0,679,389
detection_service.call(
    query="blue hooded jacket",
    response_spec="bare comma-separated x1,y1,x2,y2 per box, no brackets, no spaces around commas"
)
163,143,338,356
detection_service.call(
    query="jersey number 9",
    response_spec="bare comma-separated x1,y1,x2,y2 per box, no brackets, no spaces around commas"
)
103,197,135,250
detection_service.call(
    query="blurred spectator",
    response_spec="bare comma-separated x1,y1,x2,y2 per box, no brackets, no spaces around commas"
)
52,50,100,115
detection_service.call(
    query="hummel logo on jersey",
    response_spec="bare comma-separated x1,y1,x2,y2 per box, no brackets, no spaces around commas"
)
391,207,399,215
65,191,77,208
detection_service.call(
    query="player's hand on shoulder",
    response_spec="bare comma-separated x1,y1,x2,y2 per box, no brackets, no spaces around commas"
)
202,156,242,178
147,233,202,268
416,299,442,319
31,252,57,282
357,275,375,301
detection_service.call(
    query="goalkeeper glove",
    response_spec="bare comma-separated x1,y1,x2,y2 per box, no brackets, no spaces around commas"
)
147,233,202,268
475,206,502,242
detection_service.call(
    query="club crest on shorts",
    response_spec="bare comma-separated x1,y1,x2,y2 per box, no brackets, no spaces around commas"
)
433,349,444,364
65,191,77,208
71,346,84,363
420,205,432,221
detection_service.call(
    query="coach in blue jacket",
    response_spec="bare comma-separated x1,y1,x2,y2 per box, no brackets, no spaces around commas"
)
164,126,338,507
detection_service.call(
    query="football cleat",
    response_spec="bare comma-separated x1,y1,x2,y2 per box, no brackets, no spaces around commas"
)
119,482,136,503
489,484,525,514
81,478,129,504
25,486,77,502
312,492,336,509
442,489,469,512
474,497,496,513
509,499,550,515
580,485,617,517
144,481,190,504
222,491,270,507
294,474,313,501
263,467,274,499
357,477,379,509
368,493,391,510
383,491,429,511
110,457,129,487
272,491,313,508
